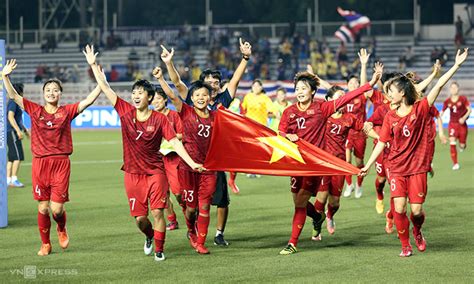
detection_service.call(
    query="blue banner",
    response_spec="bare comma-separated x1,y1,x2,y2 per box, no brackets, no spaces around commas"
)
0,39,7,228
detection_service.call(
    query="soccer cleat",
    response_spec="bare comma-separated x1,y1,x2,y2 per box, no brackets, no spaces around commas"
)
246,174,256,178
311,211,326,241
154,252,166,261
37,243,52,256
189,233,198,249
376,199,384,214
452,163,460,170
326,216,336,235
166,221,179,231
399,245,413,257
195,244,210,254
214,234,229,246
10,180,24,188
343,184,354,197
413,228,426,252
144,237,153,255
354,184,363,198
279,243,297,255
57,227,69,249
228,179,240,194
385,211,394,234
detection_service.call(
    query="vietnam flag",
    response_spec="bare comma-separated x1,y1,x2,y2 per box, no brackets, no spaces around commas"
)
204,108,359,176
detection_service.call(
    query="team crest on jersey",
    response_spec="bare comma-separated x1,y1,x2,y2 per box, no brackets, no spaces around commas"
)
290,114,296,118
307,109,315,115
354,99,360,104
146,125,155,132
54,113,63,119
39,116,44,120
457,102,462,107
409,114,417,121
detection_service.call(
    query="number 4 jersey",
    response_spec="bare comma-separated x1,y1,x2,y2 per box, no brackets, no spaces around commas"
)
115,97,176,175
179,103,215,173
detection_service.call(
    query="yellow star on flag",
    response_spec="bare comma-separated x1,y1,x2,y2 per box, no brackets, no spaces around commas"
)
256,135,306,164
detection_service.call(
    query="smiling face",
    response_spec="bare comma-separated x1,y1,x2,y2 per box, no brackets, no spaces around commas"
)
387,84,404,105
43,82,62,105
191,87,211,111
294,81,314,104
131,86,151,110
152,94,167,112
449,83,459,97
347,77,360,91
276,90,286,103
203,75,220,97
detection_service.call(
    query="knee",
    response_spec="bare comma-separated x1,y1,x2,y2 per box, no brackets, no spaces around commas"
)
377,176,386,183
38,204,50,215
151,209,164,220
411,206,423,216
200,204,210,216
187,207,196,215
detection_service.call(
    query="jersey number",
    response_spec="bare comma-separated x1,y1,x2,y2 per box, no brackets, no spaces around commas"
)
347,104,354,112
129,198,136,211
183,190,194,202
198,124,211,137
136,130,144,140
452,106,457,113
402,125,411,137
330,124,341,134
35,185,41,196
296,118,306,129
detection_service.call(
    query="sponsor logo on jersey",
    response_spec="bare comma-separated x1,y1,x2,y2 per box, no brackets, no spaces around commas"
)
146,125,155,132
54,113,63,119
307,109,315,115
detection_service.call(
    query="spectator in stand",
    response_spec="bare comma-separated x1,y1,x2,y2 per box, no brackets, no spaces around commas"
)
277,60,286,80
455,15,465,49
128,48,140,62
439,46,449,66
337,43,348,66
35,64,46,83
430,46,440,64
279,38,293,68
399,46,415,71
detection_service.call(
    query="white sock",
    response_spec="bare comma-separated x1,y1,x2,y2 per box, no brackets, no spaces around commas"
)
7,177,11,184
12,176,18,182
216,230,224,237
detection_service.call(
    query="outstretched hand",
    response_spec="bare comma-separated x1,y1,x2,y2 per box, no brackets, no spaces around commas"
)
239,38,252,57
369,62,384,87
455,48,469,67
2,59,17,76
82,44,98,65
160,45,174,63
152,67,163,80
432,59,441,75
358,48,371,65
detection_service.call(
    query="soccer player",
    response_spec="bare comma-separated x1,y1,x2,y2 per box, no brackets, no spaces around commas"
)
6,83,29,188
160,39,252,246
151,84,184,231
360,48,469,257
278,62,383,255
152,67,217,254
2,59,101,256
241,79,274,126
320,86,364,236
268,87,292,131
440,81,471,170
84,45,203,262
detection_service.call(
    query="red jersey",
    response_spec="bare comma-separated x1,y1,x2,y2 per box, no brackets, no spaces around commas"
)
324,113,363,159
165,109,183,134
179,103,215,173
368,102,391,127
279,83,372,148
379,98,432,177
442,96,470,125
115,97,176,175
428,106,440,142
23,98,79,158
369,89,386,113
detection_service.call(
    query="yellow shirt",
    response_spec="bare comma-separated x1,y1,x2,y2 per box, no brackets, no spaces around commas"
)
241,92,274,126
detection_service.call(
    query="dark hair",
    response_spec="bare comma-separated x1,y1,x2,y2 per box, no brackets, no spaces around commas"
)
154,85,168,106
189,80,213,97
294,71,320,93
276,87,287,94
385,75,418,105
220,79,229,88
451,81,459,87
381,72,403,84
325,85,344,101
132,79,155,104
252,79,266,93
199,69,222,82
346,74,359,83
12,83,24,96
42,78,63,92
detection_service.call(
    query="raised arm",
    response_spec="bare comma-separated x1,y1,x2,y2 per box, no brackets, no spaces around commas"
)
427,48,469,107
307,64,332,89
83,44,118,106
160,45,189,100
1,60,24,109
358,48,370,85
152,67,183,112
415,59,441,93
78,85,101,113
225,38,252,98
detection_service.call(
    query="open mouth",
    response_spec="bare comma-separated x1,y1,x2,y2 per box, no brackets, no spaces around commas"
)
133,98,142,107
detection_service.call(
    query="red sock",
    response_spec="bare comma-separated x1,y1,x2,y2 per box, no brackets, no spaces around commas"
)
357,165,365,186
289,207,306,246
375,179,385,200
327,204,339,219
52,211,67,232
184,211,196,234
345,175,352,186
450,144,458,164
306,202,317,220
410,212,425,233
38,212,51,244
154,230,166,253
314,200,325,213
167,213,177,223
393,211,410,247
387,198,394,219
196,208,210,245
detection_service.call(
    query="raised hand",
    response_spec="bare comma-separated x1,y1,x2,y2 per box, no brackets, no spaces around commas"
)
96,65,108,82
152,67,163,80
432,59,441,74
2,59,17,76
82,45,98,65
455,48,469,66
358,48,370,65
239,38,252,57
369,62,384,86
160,45,174,64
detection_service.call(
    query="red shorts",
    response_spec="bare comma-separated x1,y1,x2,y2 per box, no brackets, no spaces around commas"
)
389,173,427,204
163,153,181,196
321,175,345,197
290,176,322,194
374,153,387,178
32,155,71,203
124,172,169,217
448,123,468,144
346,134,367,160
179,170,217,208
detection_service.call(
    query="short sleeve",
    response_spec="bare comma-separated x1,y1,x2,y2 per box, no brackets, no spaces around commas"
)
463,96,470,107
351,115,364,132
174,112,184,134
379,115,393,143
241,94,249,111
65,102,80,120
179,103,192,119
160,115,177,141
278,108,289,134
22,98,42,115
217,89,233,108
7,100,17,113
417,98,430,116
429,105,439,118
442,99,448,111
114,97,134,117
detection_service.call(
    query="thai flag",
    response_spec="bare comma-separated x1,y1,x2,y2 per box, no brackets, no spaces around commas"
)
334,25,354,44
337,7,371,34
